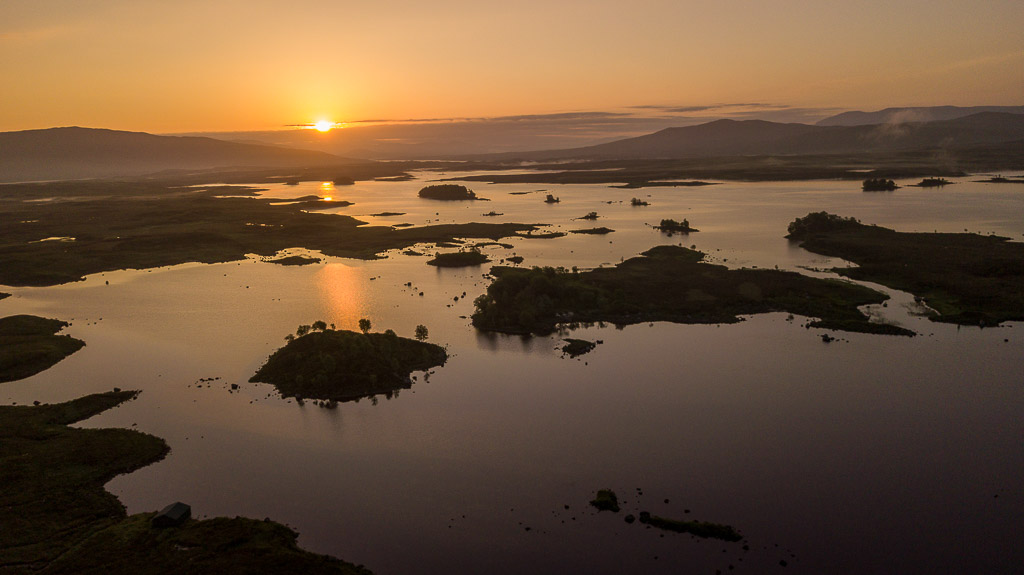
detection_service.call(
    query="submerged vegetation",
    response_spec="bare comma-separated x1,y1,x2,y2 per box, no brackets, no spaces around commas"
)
0,315,85,383
788,212,1024,326
251,327,447,402
426,250,490,267
417,184,481,201
0,391,369,574
472,245,911,336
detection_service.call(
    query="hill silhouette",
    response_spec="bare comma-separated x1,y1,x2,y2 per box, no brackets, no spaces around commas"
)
0,127,352,182
479,112,1024,162
816,105,1024,126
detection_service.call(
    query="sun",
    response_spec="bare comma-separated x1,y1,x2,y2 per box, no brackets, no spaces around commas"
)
314,120,334,132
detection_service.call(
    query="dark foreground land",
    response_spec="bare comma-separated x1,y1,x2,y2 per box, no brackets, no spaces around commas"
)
787,212,1024,326
251,328,448,402
0,179,535,287
0,391,370,574
472,245,912,336
0,315,85,383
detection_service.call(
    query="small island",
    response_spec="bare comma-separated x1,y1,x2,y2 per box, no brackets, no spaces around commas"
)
862,178,898,191
426,250,490,267
630,197,649,206
251,326,447,402
570,227,614,235
914,178,951,187
544,194,560,203
267,255,321,266
561,338,598,357
0,315,85,383
589,489,620,512
655,218,697,233
638,512,743,542
418,184,482,201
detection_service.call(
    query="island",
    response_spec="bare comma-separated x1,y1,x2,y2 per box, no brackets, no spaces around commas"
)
655,218,697,233
250,327,447,402
914,178,951,187
787,211,1024,326
862,178,898,191
0,391,370,574
570,227,614,235
561,338,598,357
471,245,913,336
267,255,322,266
0,315,85,383
417,184,482,200
426,250,490,267
638,512,743,542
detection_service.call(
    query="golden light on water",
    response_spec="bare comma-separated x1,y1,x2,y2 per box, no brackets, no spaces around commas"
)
316,263,368,331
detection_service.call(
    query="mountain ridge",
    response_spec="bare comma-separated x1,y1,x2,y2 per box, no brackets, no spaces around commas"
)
0,126,353,183
474,112,1024,162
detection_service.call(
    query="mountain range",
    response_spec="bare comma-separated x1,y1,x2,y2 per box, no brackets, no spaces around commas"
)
1,107,1023,182
480,112,1024,162
0,127,348,183
816,105,1024,126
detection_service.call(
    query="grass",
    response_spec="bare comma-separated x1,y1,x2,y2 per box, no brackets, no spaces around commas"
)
472,245,913,336
788,212,1024,326
426,250,489,267
0,391,370,574
0,181,536,286
0,315,85,383
251,329,447,402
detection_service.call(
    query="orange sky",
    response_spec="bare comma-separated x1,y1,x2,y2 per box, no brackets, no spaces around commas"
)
1,0,1022,132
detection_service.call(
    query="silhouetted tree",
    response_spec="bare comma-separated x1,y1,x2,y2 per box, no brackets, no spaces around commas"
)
415,324,429,341
358,318,372,334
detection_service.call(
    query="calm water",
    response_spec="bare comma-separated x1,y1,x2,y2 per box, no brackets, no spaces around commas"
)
2,175,1022,574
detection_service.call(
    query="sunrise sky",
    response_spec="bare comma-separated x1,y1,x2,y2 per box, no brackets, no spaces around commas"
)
1,0,1022,133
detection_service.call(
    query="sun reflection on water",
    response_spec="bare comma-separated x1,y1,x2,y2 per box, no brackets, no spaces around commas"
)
315,263,367,331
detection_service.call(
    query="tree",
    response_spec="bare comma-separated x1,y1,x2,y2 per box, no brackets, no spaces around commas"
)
358,318,372,334
415,324,429,341
296,324,311,337
312,320,327,331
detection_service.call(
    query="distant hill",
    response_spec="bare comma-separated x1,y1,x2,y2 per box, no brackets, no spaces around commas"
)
817,105,1024,126
480,112,1024,162
0,127,351,182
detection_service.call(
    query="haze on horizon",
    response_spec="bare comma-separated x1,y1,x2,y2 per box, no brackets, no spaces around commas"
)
1,0,1022,134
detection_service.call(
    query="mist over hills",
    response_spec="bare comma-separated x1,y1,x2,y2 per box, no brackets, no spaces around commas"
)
816,105,1024,126
3,107,1023,183
0,127,349,183
478,112,1024,163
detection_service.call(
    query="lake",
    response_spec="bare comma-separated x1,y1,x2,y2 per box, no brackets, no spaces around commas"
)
1,174,1021,574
